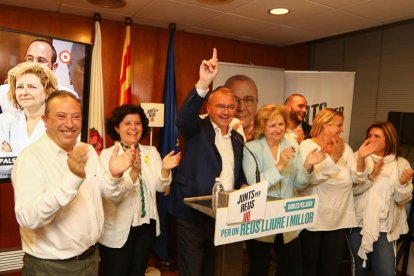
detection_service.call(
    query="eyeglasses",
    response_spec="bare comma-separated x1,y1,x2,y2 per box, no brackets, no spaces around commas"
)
214,104,236,112
234,96,257,106
25,56,50,65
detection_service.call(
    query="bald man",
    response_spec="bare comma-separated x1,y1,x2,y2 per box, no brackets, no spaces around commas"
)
168,49,246,276
0,39,77,113
225,75,258,141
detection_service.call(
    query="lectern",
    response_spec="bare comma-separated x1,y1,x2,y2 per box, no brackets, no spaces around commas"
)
184,194,243,276
184,191,319,276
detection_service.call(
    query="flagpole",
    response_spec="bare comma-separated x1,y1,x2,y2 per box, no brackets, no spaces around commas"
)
88,13,105,154
150,127,153,146
156,21,178,266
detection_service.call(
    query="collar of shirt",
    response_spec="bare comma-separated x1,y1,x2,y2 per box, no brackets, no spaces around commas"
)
44,133,80,156
210,120,232,139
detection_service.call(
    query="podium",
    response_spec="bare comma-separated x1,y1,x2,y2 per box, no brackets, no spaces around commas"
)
184,194,243,276
184,187,318,276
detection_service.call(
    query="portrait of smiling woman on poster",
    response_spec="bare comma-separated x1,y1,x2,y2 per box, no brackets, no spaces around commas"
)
0,28,90,181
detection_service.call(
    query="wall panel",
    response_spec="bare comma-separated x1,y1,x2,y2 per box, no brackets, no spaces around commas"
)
0,4,309,256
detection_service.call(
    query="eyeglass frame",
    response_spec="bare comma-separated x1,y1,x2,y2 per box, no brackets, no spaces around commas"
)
213,104,236,112
234,96,258,106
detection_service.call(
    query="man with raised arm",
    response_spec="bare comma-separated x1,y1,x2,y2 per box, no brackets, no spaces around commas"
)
168,49,246,276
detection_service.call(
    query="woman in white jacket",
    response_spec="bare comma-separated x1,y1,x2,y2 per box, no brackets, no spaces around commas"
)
99,104,181,276
299,108,371,276
348,121,413,276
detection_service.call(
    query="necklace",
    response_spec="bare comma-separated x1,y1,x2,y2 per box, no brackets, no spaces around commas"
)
120,141,139,152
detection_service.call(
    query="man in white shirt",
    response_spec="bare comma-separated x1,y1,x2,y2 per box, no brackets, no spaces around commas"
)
12,91,135,275
0,39,78,113
284,93,312,145
168,49,246,276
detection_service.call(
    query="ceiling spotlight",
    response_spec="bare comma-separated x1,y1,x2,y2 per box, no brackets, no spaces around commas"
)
269,8,289,15
87,0,126,8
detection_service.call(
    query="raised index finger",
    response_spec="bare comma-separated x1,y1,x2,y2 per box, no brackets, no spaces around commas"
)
212,48,217,60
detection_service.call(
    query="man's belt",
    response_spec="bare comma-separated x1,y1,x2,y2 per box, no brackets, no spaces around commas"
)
64,243,97,261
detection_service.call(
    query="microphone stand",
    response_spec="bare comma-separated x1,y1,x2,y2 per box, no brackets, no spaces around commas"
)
234,135,260,183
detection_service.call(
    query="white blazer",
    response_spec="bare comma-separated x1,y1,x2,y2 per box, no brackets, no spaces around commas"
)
99,143,171,248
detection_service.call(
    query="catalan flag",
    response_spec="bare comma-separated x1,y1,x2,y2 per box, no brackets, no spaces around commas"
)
118,24,132,105
88,16,105,154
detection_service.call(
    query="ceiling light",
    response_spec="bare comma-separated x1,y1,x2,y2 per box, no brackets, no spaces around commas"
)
269,8,289,15
87,0,126,8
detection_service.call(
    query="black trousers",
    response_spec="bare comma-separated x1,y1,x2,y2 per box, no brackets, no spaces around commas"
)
99,220,156,276
301,229,347,276
246,234,302,276
176,216,215,276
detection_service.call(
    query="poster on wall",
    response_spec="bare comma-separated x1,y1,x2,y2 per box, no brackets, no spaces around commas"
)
214,62,285,141
214,62,355,143
285,71,355,142
0,28,91,181
214,62,285,108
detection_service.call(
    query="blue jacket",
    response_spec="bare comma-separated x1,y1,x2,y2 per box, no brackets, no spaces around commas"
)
168,88,245,220
243,136,310,199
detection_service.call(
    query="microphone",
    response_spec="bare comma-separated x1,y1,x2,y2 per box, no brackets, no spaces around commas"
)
234,134,260,183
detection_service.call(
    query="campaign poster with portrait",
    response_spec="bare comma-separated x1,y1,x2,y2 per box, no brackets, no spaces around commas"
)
0,28,91,181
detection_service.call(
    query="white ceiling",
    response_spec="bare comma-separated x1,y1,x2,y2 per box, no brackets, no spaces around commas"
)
2,0,414,46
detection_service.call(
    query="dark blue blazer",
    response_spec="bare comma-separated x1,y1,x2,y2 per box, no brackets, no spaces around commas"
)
168,88,245,220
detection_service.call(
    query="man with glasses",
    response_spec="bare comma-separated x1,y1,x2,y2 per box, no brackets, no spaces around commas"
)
225,74,258,142
0,39,77,113
168,48,246,276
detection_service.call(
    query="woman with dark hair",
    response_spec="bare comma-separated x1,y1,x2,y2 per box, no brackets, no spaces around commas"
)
348,121,413,276
99,104,181,276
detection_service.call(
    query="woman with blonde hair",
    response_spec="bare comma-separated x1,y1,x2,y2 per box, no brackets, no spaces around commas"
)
0,62,57,176
298,108,376,276
243,104,326,276
348,121,413,276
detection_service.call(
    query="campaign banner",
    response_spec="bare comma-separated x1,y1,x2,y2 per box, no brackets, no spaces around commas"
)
214,195,319,246
141,103,165,127
226,181,268,224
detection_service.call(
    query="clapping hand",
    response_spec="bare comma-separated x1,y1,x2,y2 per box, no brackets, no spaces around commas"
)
304,148,326,171
162,151,181,171
277,147,296,172
400,168,414,185
67,143,89,178
330,136,345,163
109,144,138,178
358,138,382,159
1,141,12,152
131,149,142,173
